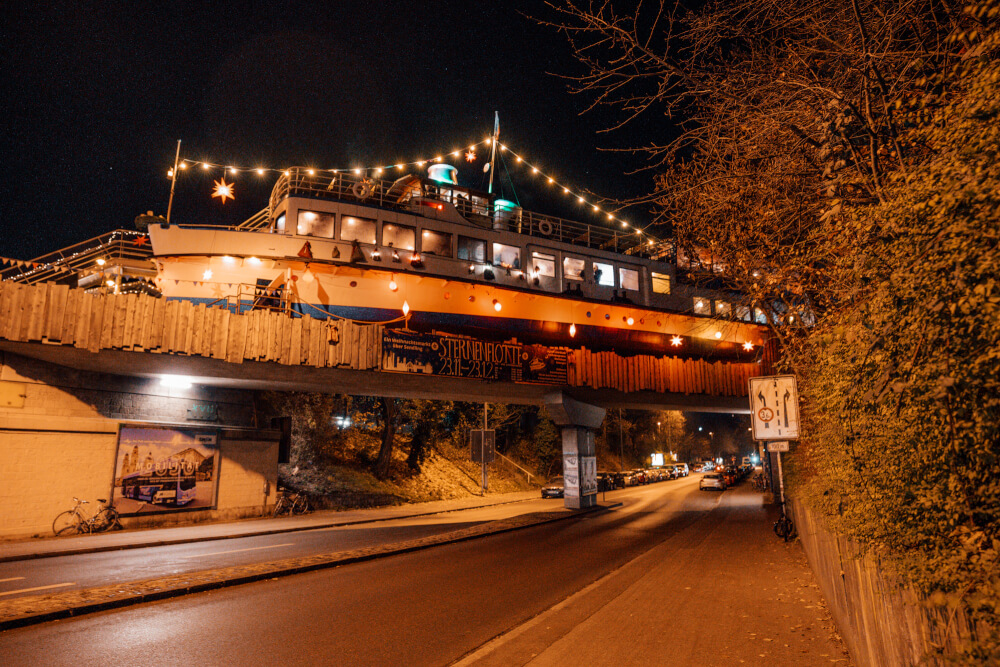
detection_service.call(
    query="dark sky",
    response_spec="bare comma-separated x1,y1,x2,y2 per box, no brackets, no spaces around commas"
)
1,1,656,261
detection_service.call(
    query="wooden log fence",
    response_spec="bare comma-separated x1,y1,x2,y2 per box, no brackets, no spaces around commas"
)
0,282,381,371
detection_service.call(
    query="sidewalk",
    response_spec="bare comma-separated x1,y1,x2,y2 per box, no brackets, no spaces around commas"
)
0,489,542,563
459,486,852,667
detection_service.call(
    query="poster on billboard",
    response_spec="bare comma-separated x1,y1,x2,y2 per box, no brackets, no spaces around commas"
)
111,424,220,515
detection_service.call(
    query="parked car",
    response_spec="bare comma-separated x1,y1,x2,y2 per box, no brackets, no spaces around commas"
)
674,463,690,477
596,472,614,492
541,476,565,498
700,473,727,491
610,471,626,489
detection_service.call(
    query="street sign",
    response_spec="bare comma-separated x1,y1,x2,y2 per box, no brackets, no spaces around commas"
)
749,375,800,440
470,429,496,463
767,440,790,452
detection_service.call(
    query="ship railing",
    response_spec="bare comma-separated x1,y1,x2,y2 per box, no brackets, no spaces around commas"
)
268,167,651,257
0,230,154,284
236,207,271,231
204,282,295,316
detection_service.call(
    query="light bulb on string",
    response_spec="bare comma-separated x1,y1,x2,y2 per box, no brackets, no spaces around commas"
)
493,299,502,312
388,277,398,291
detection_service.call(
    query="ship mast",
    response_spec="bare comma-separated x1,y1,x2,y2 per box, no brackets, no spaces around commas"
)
487,111,499,195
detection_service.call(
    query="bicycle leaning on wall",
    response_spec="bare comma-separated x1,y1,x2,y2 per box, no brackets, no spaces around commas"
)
272,488,311,517
52,497,122,535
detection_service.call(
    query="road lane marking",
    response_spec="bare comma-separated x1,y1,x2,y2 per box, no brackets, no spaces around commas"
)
0,582,75,597
0,577,26,583
181,543,295,559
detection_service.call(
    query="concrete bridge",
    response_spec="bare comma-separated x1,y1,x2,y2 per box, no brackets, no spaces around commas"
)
0,280,774,532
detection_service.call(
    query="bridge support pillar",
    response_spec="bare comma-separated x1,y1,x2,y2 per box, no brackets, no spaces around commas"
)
544,392,606,510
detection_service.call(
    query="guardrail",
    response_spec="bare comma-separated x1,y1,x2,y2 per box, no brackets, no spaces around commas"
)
496,452,534,484
0,230,154,285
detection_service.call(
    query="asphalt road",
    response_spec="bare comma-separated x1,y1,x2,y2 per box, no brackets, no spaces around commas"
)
0,478,849,666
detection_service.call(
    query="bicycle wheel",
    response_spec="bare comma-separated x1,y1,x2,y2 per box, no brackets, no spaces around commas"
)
272,498,289,517
53,511,82,536
291,496,309,515
92,508,121,532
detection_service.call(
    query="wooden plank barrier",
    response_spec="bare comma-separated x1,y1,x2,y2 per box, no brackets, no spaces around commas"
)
0,282,772,394
0,282,382,372
565,346,764,397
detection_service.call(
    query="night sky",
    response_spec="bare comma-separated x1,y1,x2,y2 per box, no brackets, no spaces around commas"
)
2,1,657,261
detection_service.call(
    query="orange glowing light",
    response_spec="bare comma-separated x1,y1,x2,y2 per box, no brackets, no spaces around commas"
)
212,177,235,204
743,341,754,351
670,335,683,347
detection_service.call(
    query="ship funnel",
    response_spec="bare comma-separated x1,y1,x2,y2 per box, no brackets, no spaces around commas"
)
493,199,521,231
428,164,458,185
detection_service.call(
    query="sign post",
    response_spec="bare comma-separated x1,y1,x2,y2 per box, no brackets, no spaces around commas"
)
749,376,801,523
470,424,495,495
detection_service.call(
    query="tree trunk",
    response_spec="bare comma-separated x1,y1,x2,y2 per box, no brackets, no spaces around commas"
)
374,398,397,479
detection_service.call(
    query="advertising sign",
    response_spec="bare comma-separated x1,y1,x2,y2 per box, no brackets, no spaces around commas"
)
580,456,597,496
563,453,580,498
383,329,567,385
112,425,219,515
650,452,665,467
748,375,801,440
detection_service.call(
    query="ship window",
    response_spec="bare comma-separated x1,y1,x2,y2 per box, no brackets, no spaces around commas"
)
619,267,639,291
457,236,486,263
563,257,586,281
693,298,711,315
297,210,335,238
754,307,768,324
341,216,376,244
531,252,555,278
421,230,452,257
736,306,752,322
651,272,671,294
275,213,286,234
493,243,521,269
715,300,732,317
593,262,614,287
382,223,415,251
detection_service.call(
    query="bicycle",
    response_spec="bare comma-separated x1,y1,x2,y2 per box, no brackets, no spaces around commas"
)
773,503,795,542
52,497,122,535
272,488,310,517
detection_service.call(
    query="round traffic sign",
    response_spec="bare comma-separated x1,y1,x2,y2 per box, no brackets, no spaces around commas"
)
757,407,774,422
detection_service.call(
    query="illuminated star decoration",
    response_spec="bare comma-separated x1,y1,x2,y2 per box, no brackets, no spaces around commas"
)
670,335,683,347
212,177,235,204
465,149,476,162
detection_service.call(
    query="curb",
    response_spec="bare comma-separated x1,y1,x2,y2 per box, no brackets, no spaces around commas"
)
0,495,540,564
0,502,622,631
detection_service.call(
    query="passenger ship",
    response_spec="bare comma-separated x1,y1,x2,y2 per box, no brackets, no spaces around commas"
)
148,163,764,360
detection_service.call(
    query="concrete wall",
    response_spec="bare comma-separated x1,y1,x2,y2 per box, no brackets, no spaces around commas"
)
0,351,279,538
790,499,979,666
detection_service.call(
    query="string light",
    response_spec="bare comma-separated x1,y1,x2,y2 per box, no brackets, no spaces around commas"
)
492,299,502,312
168,133,668,245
